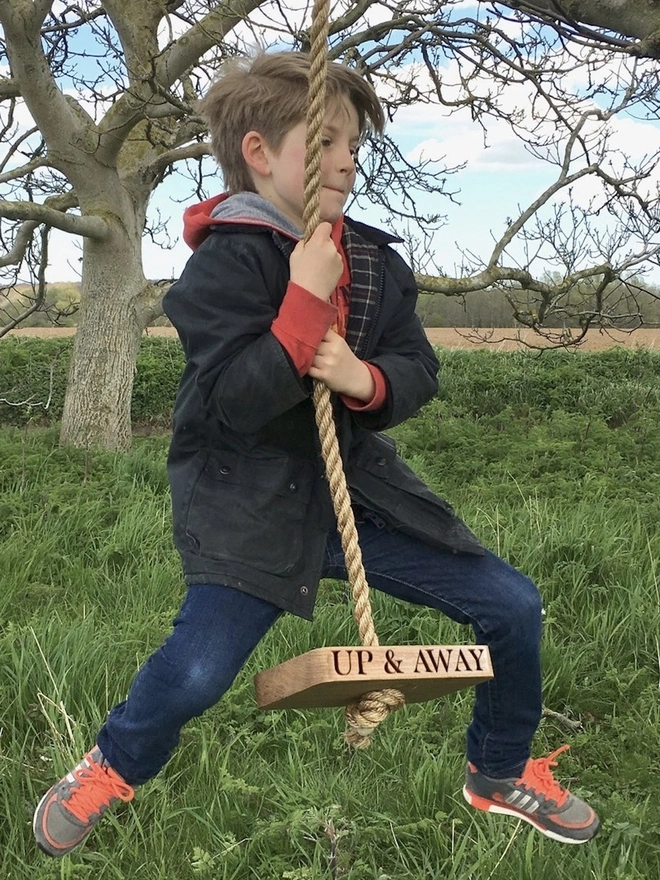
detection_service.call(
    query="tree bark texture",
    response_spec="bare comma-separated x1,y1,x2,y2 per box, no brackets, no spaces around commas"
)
59,233,146,452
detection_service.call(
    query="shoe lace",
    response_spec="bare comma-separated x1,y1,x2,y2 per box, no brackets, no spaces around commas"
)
518,744,571,808
65,759,135,823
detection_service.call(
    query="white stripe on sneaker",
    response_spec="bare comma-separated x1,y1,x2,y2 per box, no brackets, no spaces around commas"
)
505,790,541,813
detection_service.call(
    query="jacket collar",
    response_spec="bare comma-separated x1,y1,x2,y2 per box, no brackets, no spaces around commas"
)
182,192,402,250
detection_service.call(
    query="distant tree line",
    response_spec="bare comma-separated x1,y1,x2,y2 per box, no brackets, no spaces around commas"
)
1,282,79,330
416,278,660,330
5,277,660,332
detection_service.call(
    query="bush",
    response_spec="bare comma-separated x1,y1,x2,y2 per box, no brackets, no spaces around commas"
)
0,337,73,426
0,336,185,427
130,337,185,424
2,336,660,430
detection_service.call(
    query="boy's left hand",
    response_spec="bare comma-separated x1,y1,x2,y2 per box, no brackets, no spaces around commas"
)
307,329,375,401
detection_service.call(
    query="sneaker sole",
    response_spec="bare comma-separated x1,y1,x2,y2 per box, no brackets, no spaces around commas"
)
463,785,598,845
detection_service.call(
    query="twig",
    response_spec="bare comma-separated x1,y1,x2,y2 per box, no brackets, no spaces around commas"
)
0,346,61,409
542,705,584,731
325,819,339,879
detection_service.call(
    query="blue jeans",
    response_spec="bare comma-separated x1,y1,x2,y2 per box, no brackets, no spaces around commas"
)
98,517,542,785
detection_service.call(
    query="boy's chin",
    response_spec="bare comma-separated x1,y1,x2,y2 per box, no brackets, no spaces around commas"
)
319,207,344,224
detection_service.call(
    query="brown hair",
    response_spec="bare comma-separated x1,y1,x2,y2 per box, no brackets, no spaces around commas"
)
198,52,385,194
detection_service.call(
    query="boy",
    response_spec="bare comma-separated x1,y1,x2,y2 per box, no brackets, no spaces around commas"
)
33,52,599,857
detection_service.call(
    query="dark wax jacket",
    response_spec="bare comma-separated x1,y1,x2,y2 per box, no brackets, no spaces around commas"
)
163,205,484,619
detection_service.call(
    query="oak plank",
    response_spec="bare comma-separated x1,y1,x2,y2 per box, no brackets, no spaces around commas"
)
254,644,493,710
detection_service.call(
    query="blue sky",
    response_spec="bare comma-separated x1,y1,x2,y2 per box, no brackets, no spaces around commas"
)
6,1,660,285
42,92,660,286
41,116,575,284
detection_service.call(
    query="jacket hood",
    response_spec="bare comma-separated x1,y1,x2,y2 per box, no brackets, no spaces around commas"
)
182,192,402,251
182,192,304,250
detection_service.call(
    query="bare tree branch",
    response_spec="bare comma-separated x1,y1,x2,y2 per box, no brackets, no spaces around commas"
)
144,142,212,182
492,0,660,47
0,77,20,100
95,0,264,162
0,157,51,185
0,200,107,240
0,225,50,337
0,1,86,152
0,219,40,269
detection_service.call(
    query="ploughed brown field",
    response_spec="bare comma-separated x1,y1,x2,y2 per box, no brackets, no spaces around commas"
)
6,326,660,350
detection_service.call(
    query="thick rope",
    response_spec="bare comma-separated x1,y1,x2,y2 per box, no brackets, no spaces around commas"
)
302,0,330,240
312,381,406,748
304,0,405,748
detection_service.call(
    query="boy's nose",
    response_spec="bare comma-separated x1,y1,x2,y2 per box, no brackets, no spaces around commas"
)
339,150,356,173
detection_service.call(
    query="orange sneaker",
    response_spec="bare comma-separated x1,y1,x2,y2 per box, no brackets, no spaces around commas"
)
463,745,599,844
33,746,134,857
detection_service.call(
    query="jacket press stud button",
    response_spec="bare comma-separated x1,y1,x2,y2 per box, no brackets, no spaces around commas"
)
299,585,308,596
375,457,387,467
219,466,230,475
289,482,298,492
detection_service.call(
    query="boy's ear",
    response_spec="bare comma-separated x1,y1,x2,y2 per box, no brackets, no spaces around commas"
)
242,131,271,178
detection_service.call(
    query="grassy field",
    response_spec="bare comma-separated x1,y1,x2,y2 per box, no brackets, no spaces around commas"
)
2,348,660,879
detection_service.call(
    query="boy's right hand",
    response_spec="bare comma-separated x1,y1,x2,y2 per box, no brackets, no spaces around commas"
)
289,222,343,301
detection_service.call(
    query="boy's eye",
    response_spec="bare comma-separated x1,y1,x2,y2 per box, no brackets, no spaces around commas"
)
321,137,359,160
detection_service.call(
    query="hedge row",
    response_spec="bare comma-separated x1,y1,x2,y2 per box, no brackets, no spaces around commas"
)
2,334,660,428
0,336,185,427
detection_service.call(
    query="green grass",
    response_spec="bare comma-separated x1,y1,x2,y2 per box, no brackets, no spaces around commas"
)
2,348,660,878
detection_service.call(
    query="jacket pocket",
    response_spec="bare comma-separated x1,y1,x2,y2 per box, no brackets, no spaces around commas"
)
351,432,455,516
185,450,314,575
348,433,483,554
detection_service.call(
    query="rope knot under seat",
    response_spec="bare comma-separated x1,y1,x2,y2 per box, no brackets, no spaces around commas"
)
344,688,406,749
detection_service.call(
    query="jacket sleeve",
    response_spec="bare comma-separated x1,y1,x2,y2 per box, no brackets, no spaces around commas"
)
163,232,310,434
350,246,440,432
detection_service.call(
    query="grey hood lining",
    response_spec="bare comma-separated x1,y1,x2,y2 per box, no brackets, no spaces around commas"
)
210,192,303,240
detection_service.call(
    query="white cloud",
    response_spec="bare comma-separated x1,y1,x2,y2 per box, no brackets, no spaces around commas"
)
383,52,660,183
403,124,538,172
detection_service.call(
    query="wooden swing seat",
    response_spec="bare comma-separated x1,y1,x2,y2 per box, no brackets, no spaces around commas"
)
254,644,493,710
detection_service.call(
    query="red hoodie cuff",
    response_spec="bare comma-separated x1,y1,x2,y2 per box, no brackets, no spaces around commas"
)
341,363,387,412
271,282,337,375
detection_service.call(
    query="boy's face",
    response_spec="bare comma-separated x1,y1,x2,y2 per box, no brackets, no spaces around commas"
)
246,98,360,230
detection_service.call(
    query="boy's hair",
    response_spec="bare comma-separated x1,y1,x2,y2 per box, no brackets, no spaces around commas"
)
198,52,385,194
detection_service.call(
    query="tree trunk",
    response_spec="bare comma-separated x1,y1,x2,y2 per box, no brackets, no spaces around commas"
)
60,232,146,452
